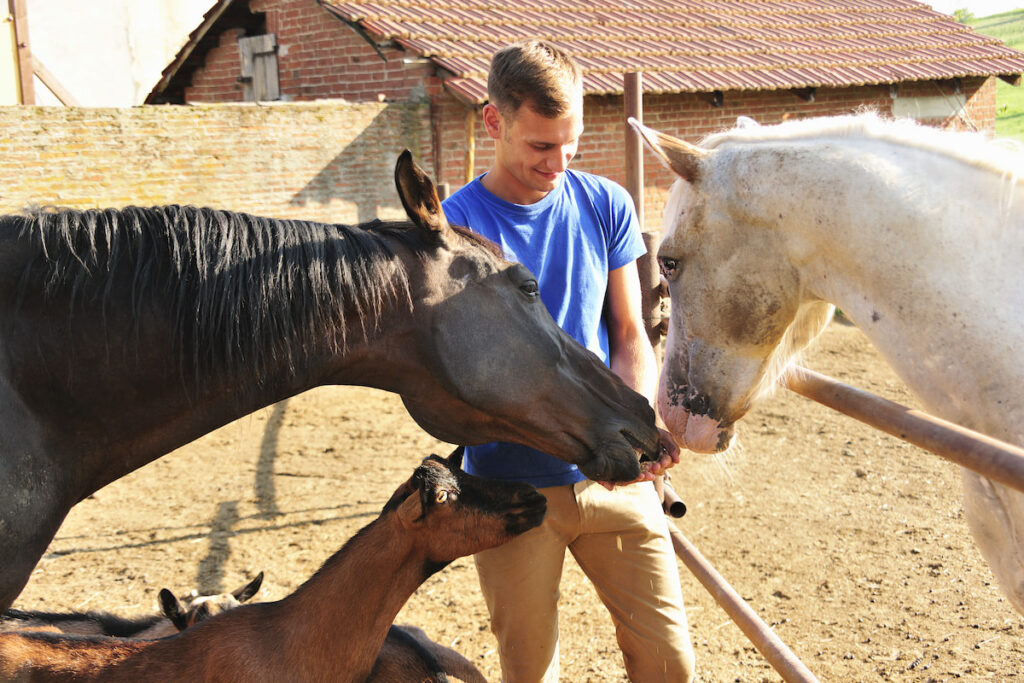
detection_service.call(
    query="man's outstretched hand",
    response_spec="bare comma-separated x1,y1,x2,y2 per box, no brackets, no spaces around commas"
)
599,427,680,490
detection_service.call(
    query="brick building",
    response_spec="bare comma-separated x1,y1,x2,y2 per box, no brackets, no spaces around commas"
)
147,0,1024,229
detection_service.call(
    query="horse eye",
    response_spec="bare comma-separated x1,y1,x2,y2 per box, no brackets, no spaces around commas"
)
659,258,680,279
520,280,539,298
436,490,449,504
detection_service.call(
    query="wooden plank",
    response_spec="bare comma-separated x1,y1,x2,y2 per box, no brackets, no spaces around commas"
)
624,71,665,347
238,36,254,79
239,34,279,102
464,106,476,184
10,0,34,104
669,525,822,683
623,72,643,224
253,52,279,101
249,33,276,54
785,365,1024,494
32,55,79,105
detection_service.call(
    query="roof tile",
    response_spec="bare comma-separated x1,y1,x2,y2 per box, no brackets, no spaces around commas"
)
317,1,1024,103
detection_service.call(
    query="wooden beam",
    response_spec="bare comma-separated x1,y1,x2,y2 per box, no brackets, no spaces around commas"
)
785,366,1024,494
624,71,665,349
10,0,33,104
463,106,476,185
623,72,643,226
148,0,238,101
32,55,79,105
669,525,821,683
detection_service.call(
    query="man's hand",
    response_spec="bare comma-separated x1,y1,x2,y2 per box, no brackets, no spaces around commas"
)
599,427,680,490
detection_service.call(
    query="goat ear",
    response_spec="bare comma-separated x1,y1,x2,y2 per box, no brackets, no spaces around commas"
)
395,487,425,529
395,149,451,236
381,478,415,514
233,571,264,603
627,117,707,183
159,589,189,631
446,446,465,470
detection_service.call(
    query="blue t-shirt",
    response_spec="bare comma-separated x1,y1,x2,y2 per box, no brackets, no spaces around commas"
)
442,168,646,488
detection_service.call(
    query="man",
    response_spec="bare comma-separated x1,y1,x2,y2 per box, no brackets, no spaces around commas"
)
441,40,695,682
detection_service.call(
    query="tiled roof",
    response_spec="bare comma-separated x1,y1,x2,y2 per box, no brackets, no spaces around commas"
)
320,0,1024,104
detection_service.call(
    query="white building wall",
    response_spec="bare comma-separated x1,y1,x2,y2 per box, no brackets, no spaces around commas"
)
26,0,215,106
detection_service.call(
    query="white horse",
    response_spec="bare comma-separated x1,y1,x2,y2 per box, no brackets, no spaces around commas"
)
630,112,1024,614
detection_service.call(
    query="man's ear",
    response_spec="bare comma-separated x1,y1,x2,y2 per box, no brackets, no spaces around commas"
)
482,103,503,141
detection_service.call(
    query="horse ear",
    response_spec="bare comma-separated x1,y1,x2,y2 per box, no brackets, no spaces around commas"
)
627,117,706,183
394,149,451,236
158,588,189,631
233,571,264,603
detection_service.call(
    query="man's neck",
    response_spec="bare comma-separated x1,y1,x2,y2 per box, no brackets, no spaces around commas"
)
481,166,552,205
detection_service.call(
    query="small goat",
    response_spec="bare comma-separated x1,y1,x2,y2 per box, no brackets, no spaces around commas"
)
0,573,263,640
0,452,545,681
157,572,263,633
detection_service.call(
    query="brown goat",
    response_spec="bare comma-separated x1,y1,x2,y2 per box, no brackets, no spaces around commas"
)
6,572,484,681
0,452,545,681
157,572,263,633
369,624,486,683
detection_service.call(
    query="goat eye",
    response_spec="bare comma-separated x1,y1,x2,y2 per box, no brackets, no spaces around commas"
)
520,280,539,298
659,257,680,279
436,490,448,504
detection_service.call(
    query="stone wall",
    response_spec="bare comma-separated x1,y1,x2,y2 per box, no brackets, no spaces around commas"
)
0,100,431,224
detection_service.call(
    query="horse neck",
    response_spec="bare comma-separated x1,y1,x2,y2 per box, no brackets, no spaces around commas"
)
270,512,427,679
747,142,1024,435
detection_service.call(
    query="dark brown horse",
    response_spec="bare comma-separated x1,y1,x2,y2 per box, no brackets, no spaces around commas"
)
0,151,658,611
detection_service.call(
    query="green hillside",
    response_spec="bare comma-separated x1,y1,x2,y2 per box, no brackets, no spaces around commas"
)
967,9,1024,140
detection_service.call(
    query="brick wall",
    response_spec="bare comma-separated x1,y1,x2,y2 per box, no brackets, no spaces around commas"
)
173,1,998,233
431,76,994,233
0,101,431,224
187,0,433,105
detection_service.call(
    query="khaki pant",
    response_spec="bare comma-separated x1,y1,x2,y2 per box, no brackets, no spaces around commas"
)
474,479,695,682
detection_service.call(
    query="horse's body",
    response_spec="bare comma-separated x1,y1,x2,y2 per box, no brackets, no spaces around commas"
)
631,114,1024,613
0,151,658,612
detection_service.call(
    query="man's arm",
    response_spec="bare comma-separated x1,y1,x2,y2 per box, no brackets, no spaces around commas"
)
605,262,679,480
605,261,657,399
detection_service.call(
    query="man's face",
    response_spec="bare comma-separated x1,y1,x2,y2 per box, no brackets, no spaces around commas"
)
488,96,584,205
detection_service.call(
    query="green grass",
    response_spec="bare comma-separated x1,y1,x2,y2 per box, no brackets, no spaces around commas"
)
967,9,1024,141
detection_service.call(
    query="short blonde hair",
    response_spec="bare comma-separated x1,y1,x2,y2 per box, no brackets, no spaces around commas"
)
487,40,582,119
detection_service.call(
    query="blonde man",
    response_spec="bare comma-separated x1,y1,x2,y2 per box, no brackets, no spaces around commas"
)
442,40,695,682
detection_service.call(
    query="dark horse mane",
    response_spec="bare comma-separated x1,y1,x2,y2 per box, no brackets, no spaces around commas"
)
5,204,449,389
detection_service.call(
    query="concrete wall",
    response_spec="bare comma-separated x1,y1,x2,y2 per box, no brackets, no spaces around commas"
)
0,101,431,224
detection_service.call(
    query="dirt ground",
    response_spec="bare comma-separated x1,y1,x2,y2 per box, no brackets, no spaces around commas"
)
11,321,1024,681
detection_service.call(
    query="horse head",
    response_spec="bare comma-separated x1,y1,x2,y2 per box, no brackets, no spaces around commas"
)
629,119,833,453
390,151,657,482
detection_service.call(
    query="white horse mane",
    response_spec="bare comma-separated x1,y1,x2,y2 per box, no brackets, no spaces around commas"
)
700,111,1024,181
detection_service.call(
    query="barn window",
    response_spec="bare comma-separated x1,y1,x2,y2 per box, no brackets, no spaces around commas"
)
238,34,280,102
